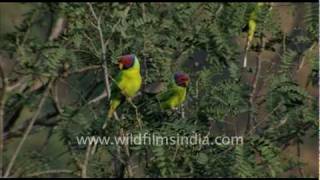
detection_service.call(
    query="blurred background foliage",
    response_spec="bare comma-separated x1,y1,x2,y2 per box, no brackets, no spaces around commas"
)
0,2,318,178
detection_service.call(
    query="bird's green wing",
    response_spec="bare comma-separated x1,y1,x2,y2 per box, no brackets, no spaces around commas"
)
158,88,177,102
158,84,187,110
108,72,125,118
110,71,125,98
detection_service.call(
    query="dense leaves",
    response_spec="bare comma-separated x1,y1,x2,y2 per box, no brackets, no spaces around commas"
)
1,3,318,178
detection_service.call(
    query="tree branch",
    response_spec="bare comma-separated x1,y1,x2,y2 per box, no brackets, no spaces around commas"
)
4,79,54,177
4,111,59,141
87,3,111,99
87,91,108,105
48,17,67,41
81,143,92,178
245,53,262,134
64,65,102,77
87,4,134,178
246,102,283,137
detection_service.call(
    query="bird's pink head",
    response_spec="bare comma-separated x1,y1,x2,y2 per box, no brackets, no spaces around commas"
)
174,72,190,87
118,54,135,70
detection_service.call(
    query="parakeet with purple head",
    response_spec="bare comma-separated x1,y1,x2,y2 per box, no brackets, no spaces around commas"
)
107,54,142,118
158,72,190,110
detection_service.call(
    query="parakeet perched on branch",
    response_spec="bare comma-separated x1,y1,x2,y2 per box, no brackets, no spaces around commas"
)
157,72,190,110
107,54,142,118
243,3,264,68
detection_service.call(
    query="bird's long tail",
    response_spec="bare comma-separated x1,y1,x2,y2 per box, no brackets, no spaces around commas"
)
107,93,126,119
243,40,251,68
107,99,121,119
243,20,256,68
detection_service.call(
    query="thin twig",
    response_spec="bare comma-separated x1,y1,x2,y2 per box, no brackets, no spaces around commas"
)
297,42,317,71
4,79,54,177
48,17,66,41
245,53,262,134
65,65,102,76
4,111,59,141
128,99,142,129
173,144,180,161
82,32,100,56
82,143,92,178
88,76,118,106
180,104,185,119
88,91,107,105
69,150,84,176
40,126,54,152
87,3,111,99
52,79,63,114
6,78,26,92
246,102,283,137
215,3,224,17
119,128,133,177
87,4,134,177
297,141,304,177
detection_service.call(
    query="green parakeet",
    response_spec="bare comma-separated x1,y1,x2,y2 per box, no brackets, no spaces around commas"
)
107,54,142,118
243,3,264,68
158,72,190,110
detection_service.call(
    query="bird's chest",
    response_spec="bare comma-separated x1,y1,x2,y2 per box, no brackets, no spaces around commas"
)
169,89,186,108
173,92,185,104
121,73,142,97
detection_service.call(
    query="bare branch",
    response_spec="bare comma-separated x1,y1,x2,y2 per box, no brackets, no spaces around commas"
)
49,17,67,41
87,3,111,99
86,4,134,177
52,79,63,114
64,65,102,77
246,102,283,137
245,53,262,134
120,128,133,177
6,77,27,92
88,91,108,105
82,32,100,56
4,111,59,141
81,144,92,178
297,42,317,71
87,3,99,22
4,79,54,177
